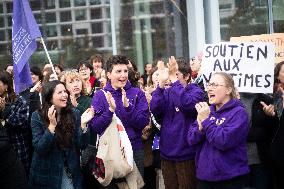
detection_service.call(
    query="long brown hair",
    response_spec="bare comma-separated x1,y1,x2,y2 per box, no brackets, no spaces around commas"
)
0,71,17,103
40,80,75,149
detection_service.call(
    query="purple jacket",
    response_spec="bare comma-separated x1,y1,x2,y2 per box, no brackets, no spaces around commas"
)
150,81,204,161
188,99,249,181
90,81,149,150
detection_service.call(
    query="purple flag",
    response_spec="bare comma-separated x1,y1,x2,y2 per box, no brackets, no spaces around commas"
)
12,0,41,94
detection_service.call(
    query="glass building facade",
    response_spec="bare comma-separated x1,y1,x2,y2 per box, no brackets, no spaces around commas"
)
0,0,283,72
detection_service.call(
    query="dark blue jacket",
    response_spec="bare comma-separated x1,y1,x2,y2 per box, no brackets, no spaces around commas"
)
90,81,149,150
29,109,88,189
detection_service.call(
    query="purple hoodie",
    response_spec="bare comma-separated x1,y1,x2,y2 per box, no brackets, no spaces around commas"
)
150,81,204,161
90,81,149,150
188,99,249,181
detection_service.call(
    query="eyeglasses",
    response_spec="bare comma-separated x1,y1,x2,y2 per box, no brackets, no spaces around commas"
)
206,82,226,89
79,68,89,72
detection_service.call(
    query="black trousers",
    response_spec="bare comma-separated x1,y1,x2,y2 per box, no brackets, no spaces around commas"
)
197,174,249,189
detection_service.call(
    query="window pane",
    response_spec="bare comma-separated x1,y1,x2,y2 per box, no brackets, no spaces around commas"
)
59,0,70,8
0,30,5,41
92,37,103,48
30,0,41,11
46,25,57,37
62,38,73,48
273,0,284,33
46,40,58,50
91,8,102,19
7,29,12,39
61,25,73,36
0,44,6,54
6,2,13,13
7,15,12,27
46,0,55,9
74,0,86,7
34,14,42,24
90,0,101,5
60,11,72,22
107,35,112,47
46,12,56,23
76,29,88,35
75,10,86,21
106,7,110,18
0,17,4,28
150,2,164,14
0,3,3,14
92,23,103,33
76,37,89,49
218,0,269,41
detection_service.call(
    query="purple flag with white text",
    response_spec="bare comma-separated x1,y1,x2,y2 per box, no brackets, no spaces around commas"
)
12,0,41,94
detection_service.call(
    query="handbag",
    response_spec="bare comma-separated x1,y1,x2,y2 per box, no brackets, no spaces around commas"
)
93,90,134,186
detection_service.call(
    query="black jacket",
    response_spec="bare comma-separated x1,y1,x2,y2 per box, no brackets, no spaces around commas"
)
247,93,278,164
0,125,28,189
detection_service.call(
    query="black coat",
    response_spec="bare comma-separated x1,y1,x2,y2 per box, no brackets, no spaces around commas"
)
270,91,284,166
0,125,28,189
247,93,278,164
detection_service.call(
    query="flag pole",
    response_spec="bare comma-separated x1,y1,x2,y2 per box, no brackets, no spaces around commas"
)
40,37,58,80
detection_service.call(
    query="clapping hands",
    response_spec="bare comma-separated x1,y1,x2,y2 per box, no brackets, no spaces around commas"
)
168,56,178,83
48,105,57,133
260,101,275,117
121,88,129,108
0,97,6,111
81,107,95,130
195,102,210,131
106,91,116,112
30,81,42,93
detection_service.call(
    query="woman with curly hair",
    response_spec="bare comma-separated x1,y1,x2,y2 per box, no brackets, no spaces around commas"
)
60,69,91,115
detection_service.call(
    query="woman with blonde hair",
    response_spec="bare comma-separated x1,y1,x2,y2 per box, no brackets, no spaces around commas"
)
60,70,91,115
188,72,249,189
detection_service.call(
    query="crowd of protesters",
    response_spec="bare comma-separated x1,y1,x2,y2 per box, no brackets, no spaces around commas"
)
0,53,284,189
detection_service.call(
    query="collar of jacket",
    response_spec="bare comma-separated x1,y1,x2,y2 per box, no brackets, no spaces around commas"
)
104,81,132,94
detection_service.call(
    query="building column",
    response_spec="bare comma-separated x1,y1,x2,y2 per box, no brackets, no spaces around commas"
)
133,1,144,73
204,0,221,43
187,0,205,57
144,2,153,65
173,0,183,57
110,0,117,55
55,0,62,49
2,1,9,54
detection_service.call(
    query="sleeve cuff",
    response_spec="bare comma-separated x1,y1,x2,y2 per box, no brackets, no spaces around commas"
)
125,103,134,113
201,118,212,131
81,126,88,133
156,85,165,93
